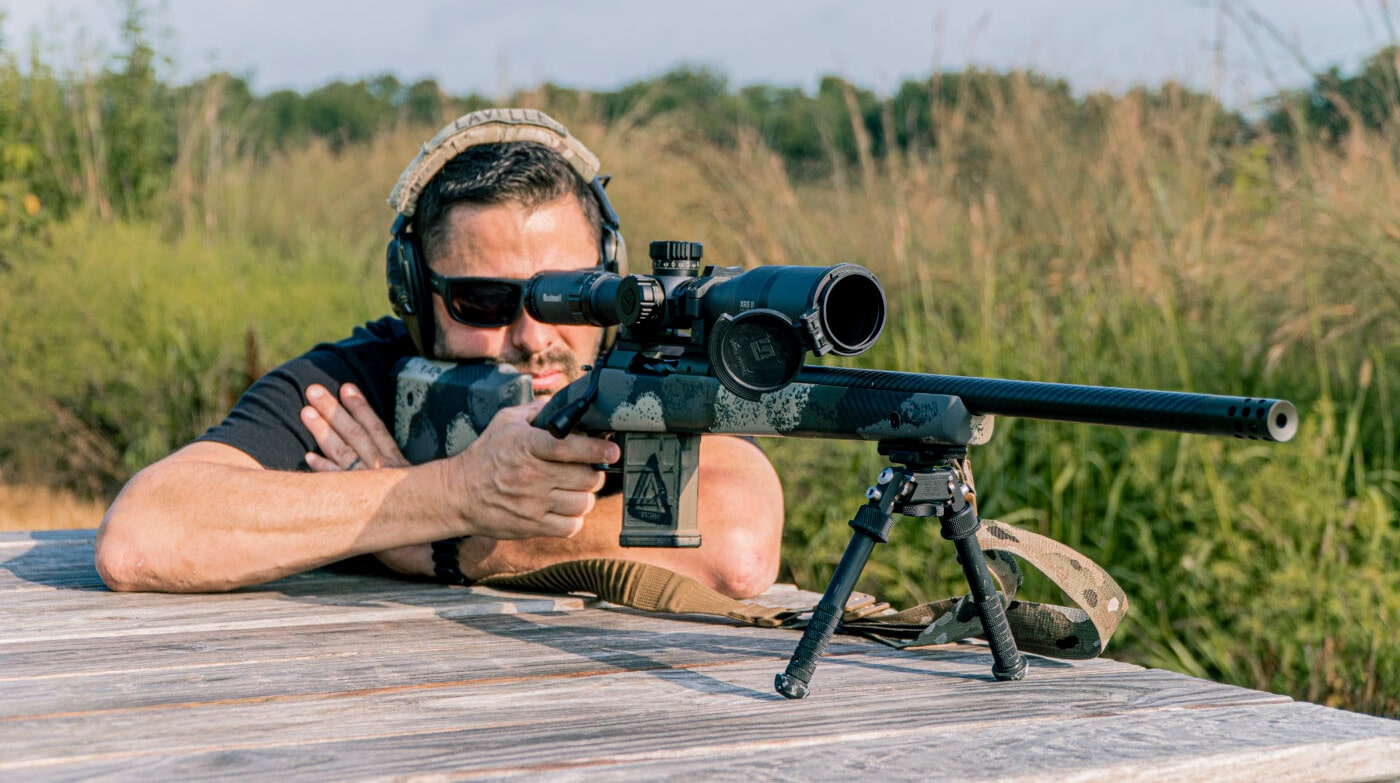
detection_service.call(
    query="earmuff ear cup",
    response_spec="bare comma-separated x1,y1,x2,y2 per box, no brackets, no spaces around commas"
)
598,227,626,350
385,236,411,315
386,228,435,357
594,179,626,350
590,175,625,277
602,226,627,276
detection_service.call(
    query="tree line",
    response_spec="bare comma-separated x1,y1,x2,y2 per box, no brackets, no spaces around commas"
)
1,1,1398,237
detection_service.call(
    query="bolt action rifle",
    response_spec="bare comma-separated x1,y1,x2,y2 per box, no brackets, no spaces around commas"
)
397,240,1298,700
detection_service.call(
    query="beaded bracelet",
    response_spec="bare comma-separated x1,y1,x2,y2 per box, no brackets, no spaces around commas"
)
431,537,473,586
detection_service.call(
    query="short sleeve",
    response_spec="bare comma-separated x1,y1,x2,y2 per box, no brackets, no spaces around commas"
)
196,318,416,470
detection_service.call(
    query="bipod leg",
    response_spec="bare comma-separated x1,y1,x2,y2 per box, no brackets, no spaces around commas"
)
775,470,901,699
941,488,1027,681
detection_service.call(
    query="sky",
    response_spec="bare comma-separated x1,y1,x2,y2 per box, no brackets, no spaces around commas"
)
1,1,1394,109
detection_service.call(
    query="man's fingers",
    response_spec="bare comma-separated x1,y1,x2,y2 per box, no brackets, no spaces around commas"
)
549,487,598,519
537,511,586,538
339,384,406,464
304,451,340,472
307,385,372,452
528,429,620,466
304,383,408,470
300,404,356,466
515,398,549,421
451,401,616,540
546,464,606,493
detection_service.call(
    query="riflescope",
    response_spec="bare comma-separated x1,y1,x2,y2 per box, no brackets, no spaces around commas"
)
525,241,887,398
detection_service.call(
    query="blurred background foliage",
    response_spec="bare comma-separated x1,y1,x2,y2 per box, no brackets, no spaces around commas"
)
0,3,1396,717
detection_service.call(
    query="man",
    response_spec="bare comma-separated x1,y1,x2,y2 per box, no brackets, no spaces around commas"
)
95,109,784,598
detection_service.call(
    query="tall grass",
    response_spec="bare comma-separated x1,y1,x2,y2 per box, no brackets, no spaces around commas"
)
739,81,1400,717
0,77,1395,716
0,483,104,530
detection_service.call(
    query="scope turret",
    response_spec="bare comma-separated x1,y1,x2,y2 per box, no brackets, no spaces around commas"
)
649,240,704,273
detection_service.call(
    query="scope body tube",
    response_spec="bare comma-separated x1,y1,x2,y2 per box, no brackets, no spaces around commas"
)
794,367,1298,442
696,264,886,356
523,264,887,357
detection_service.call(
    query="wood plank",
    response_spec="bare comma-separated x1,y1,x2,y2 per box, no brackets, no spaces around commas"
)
387,702,1398,783
0,586,598,644
0,646,1290,767
0,530,94,546
13,702,1394,783
1,612,1136,718
7,529,1395,783
0,609,905,684
0,533,103,591
0,590,837,676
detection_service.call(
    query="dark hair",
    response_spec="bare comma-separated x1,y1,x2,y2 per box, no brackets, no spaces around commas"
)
414,141,602,264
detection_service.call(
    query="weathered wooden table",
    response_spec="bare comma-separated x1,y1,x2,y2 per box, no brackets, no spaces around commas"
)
3,529,1398,782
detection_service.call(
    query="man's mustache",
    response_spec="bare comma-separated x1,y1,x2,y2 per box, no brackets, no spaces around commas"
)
496,349,579,382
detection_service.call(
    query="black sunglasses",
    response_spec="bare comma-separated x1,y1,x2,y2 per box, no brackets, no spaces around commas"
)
427,269,527,328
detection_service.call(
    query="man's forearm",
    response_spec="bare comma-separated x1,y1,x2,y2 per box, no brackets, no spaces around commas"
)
96,444,463,592
97,435,781,598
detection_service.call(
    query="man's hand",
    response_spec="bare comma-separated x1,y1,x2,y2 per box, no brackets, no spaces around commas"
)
299,384,614,542
445,399,615,540
301,383,409,471
300,382,423,573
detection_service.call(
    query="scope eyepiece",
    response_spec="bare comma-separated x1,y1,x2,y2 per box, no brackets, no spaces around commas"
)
524,270,624,327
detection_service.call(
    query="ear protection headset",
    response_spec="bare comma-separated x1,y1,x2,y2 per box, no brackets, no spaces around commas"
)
385,108,627,357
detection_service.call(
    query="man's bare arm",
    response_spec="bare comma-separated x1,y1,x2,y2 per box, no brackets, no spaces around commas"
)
94,400,616,593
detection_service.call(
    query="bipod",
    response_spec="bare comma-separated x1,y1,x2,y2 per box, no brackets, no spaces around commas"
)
775,444,1027,699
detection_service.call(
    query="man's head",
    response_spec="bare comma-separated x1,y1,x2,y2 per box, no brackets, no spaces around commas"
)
414,142,602,266
386,110,622,396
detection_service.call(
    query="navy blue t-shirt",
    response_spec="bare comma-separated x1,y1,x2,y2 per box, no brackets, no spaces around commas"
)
198,317,416,469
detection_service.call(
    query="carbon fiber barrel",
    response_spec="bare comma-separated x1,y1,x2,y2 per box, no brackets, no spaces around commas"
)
794,367,1297,442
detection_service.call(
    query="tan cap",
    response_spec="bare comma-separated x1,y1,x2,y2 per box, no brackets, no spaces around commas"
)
387,108,602,218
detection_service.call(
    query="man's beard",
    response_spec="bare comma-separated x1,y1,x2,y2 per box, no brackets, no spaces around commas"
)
502,348,581,396
431,332,596,397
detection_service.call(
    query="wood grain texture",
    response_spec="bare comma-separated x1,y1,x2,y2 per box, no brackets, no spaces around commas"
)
0,660,1291,765
0,531,104,591
3,530,1397,783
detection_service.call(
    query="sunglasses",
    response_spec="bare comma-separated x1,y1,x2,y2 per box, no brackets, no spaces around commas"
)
427,269,527,328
